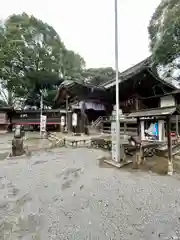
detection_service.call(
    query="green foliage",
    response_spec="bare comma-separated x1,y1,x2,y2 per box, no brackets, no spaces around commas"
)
82,67,117,86
0,13,115,108
0,13,85,107
148,0,180,66
61,50,86,81
0,99,9,107
24,71,62,107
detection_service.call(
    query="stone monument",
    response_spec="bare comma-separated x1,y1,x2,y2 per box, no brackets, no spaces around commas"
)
111,106,125,162
11,125,25,157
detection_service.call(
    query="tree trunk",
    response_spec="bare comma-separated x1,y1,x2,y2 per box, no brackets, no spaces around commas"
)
8,90,13,106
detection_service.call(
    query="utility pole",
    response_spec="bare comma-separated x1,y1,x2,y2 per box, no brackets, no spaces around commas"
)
114,0,120,162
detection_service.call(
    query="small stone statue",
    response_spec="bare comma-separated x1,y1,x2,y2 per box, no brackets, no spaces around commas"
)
12,125,25,156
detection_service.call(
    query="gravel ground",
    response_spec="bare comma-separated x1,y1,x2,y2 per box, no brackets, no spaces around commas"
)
0,148,180,240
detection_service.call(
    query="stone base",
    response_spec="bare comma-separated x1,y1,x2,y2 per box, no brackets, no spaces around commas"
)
6,153,27,160
167,161,173,176
12,138,24,157
132,153,146,169
104,159,132,168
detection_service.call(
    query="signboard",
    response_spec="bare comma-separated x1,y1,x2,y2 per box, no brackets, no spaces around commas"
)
144,121,160,141
160,95,175,108
120,98,135,108
111,121,117,161
61,116,65,126
72,113,77,127
40,115,47,132
111,108,124,162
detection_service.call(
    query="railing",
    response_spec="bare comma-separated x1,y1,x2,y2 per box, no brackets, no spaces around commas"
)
102,125,137,136
91,116,103,128
92,116,111,127
91,115,137,135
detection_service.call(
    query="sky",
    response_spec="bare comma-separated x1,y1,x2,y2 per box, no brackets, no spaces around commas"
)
1,0,161,71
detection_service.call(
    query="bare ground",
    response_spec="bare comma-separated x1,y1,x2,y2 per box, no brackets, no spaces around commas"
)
0,148,180,239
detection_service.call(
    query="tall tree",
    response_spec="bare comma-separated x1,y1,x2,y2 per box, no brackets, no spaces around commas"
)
0,13,85,107
61,50,85,81
148,0,180,74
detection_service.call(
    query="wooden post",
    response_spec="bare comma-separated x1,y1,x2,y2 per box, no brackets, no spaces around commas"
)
60,115,65,133
124,121,127,135
65,96,69,132
137,117,140,136
135,97,139,110
80,113,85,134
67,111,72,132
167,116,173,175
158,120,165,141
80,101,86,134
140,120,145,140
176,115,179,137
76,112,81,133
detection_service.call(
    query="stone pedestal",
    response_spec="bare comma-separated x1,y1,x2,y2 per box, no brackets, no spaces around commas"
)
12,138,24,156
167,161,173,176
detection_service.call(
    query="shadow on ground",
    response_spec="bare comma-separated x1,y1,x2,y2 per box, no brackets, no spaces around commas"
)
99,154,180,176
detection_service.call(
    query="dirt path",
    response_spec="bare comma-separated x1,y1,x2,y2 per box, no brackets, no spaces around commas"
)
0,148,180,239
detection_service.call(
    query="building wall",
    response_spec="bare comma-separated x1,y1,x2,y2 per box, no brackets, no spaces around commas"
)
120,95,160,113
0,112,8,131
71,101,105,111
10,111,62,125
160,95,176,107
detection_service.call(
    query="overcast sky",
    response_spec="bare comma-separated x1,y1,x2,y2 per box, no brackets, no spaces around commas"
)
1,0,161,71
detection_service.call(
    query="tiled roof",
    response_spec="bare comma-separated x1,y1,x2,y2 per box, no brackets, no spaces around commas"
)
101,57,177,90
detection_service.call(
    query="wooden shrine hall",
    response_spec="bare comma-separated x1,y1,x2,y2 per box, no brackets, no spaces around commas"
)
102,57,178,113
54,57,180,134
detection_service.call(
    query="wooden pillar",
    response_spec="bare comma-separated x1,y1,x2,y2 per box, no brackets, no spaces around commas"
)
76,112,80,133
67,112,72,132
60,115,65,132
72,112,78,134
158,120,165,141
80,113,85,134
167,116,173,175
176,115,179,137
137,117,140,136
65,97,68,132
124,121,127,135
135,97,139,110
140,120,145,140
80,101,86,134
